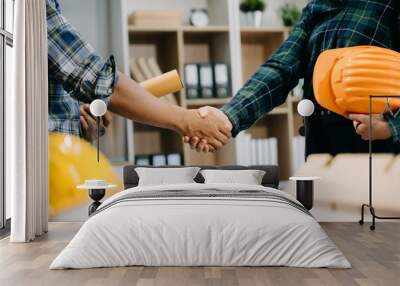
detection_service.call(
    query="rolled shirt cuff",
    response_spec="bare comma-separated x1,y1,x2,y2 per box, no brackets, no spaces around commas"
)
387,115,400,142
220,105,242,137
94,55,119,105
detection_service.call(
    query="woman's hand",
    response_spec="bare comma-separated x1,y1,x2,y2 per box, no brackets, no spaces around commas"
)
348,114,392,141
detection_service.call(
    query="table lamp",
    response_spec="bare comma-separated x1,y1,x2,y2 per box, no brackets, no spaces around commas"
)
291,99,318,211
77,180,117,216
297,99,315,161
89,99,107,162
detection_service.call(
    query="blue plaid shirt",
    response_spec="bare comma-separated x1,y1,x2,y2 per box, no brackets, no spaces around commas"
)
222,0,400,142
46,0,119,136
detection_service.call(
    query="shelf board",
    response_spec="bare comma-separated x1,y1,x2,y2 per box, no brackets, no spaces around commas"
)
186,97,231,107
128,25,179,33
241,26,289,34
267,107,289,115
183,26,229,33
128,25,229,33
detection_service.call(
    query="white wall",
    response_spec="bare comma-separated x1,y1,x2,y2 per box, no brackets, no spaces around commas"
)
58,0,110,58
125,0,308,27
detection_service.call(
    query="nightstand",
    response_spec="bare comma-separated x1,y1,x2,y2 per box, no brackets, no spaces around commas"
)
77,180,117,216
289,176,320,210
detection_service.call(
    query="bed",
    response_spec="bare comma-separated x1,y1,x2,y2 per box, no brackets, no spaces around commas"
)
50,165,350,269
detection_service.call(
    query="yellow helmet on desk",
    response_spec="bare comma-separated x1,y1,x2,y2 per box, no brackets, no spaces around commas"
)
313,46,400,116
48,133,122,217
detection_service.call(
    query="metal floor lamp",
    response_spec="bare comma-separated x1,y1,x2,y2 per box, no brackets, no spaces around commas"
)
359,95,400,230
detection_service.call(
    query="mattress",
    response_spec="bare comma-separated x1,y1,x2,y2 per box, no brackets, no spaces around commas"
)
50,183,351,269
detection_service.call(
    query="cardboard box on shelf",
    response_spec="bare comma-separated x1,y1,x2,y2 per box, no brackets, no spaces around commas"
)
128,10,182,27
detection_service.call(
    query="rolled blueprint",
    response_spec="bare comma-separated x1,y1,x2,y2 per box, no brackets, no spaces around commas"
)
140,69,183,97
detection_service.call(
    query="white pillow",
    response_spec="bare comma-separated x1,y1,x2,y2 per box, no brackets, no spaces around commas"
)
135,167,200,186
200,169,266,185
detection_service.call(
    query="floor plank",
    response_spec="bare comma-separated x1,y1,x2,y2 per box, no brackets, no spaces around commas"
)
1,222,400,286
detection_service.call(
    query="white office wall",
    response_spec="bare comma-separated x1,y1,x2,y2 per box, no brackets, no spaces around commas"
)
125,0,308,27
58,0,110,58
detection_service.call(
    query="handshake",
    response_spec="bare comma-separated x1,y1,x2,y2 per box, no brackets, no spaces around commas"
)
80,102,233,153
181,106,233,152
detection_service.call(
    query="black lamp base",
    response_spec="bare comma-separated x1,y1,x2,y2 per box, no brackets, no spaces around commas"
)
296,181,314,211
88,189,105,216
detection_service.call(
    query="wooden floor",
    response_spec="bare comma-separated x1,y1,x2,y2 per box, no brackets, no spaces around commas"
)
1,222,400,286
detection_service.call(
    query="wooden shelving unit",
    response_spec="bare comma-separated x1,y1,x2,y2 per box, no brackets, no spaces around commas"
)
126,0,235,167
128,25,230,33
182,26,230,33
180,24,234,165
238,27,303,179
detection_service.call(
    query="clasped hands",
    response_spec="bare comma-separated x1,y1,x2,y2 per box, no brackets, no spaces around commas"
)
80,103,233,152
181,106,233,152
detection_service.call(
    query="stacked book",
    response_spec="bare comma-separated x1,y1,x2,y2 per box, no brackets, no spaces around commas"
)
292,136,305,173
130,57,178,105
236,133,278,166
184,63,230,99
135,153,183,166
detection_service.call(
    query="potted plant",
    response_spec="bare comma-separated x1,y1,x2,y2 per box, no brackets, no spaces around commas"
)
280,3,301,27
240,0,266,27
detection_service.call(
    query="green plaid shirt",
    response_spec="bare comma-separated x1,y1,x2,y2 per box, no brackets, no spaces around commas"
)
47,0,119,136
222,0,400,142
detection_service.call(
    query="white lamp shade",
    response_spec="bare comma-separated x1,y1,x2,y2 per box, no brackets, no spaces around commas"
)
297,99,315,117
90,99,107,117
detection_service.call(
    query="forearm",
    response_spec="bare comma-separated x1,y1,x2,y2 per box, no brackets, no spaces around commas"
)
109,73,186,133
221,3,314,137
221,66,291,137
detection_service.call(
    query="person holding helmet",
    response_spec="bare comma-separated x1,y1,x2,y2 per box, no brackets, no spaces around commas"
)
187,0,400,155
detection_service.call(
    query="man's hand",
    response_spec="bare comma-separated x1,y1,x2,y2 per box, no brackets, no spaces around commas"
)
108,73,231,149
80,104,112,141
348,114,392,141
182,106,232,152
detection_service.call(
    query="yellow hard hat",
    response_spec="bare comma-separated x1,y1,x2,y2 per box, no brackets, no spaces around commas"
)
313,46,400,116
49,133,122,217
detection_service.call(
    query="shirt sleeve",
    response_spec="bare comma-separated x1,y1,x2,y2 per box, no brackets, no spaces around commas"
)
221,4,314,137
386,116,400,142
46,0,119,104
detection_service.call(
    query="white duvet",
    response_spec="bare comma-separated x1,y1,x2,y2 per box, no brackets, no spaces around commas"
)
50,183,350,269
